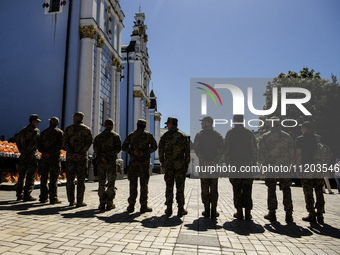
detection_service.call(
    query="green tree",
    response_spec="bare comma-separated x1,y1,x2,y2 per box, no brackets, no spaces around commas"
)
260,68,340,158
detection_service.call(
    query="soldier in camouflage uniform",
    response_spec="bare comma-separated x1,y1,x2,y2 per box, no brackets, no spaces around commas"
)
225,115,257,220
159,117,191,217
122,119,157,213
16,114,41,201
258,117,295,222
63,112,93,207
37,117,64,204
296,121,325,224
93,119,121,210
194,116,224,218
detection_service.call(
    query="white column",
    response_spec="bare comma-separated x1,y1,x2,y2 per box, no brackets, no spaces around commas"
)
77,26,96,129
154,112,161,163
133,96,141,129
110,66,116,129
116,70,121,134
93,46,102,136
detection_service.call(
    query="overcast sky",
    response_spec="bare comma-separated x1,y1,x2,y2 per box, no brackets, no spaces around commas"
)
120,0,340,136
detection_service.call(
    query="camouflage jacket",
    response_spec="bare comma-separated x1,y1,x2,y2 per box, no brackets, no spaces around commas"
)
122,128,157,163
93,128,121,164
258,128,294,166
63,122,93,159
16,123,40,158
159,128,190,170
194,127,224,165
225,125,257,166
37,126,64,159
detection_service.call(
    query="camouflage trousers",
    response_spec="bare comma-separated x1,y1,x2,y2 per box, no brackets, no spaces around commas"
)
301,178,325,213
65,159,88,204
200,178,218,207
17,156,38,199
97,162,117,204
127,162,150,207
38,157,61,202
265,178,292,212
164,168,186,206
229,178,253,209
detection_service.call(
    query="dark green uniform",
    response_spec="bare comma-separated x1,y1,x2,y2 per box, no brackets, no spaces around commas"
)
258,128,294,214
37,126,64,203
93,128,121,209
16,124,40,200
63,122,93,205
296,132,325,214
194,126,224,217
225,125,257,213
159,128,190,209
122,128,157,210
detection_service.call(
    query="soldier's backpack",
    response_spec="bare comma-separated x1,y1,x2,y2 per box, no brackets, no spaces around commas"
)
314,134,332,165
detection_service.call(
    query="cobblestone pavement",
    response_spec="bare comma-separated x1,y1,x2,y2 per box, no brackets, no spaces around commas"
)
0,175,340,255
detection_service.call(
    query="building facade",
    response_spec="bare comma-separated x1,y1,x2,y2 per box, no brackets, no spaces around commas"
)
0,0,124,142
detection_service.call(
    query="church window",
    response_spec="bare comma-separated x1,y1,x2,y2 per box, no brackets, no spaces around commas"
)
43,0,64,14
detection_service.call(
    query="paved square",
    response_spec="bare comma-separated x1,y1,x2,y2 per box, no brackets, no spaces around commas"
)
0,175,339,254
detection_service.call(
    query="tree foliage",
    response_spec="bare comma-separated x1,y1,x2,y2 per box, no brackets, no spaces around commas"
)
260,67,340,158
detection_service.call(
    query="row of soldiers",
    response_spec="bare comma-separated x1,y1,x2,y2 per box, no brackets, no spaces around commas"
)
14,113,190,217
15,112,326,224
195,115,326,224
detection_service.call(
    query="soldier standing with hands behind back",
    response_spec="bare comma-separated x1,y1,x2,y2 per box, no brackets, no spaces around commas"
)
122,119,157,213
159,117,191,217
16,114,41,201
37,117,64,204
63,112,93,207
93,119,121,210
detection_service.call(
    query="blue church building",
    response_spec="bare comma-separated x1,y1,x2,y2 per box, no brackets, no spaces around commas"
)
0,0,161,168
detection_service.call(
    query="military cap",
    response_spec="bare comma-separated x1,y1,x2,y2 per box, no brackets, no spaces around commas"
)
199,116,213,124
73,112,84,118
233,114,244,122
29,114,41,122
49,117,59,125
300,121,313,130
137,119,147,126
104,119,114,126
165,117,178,126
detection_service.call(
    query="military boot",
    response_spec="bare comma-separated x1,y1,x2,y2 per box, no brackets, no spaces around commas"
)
316,212,324,224
165,204,172,216
245,209,252,220
127,204,134,213
177,205,188,217
302,211,316,223
264,210,277,222
106,201,115,210
233,208,243,220
202,203,210,218
285,211,293,222
211,204,219,218
140,205,153,213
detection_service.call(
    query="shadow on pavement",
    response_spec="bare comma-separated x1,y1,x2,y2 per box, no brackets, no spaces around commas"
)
97,211,140,223
61,208,100,218
142,214,183,228
223,219,265,236
308,223,340,239
184,217,222,231
264,222,313,238
17,205,77,215
0,200,51,211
